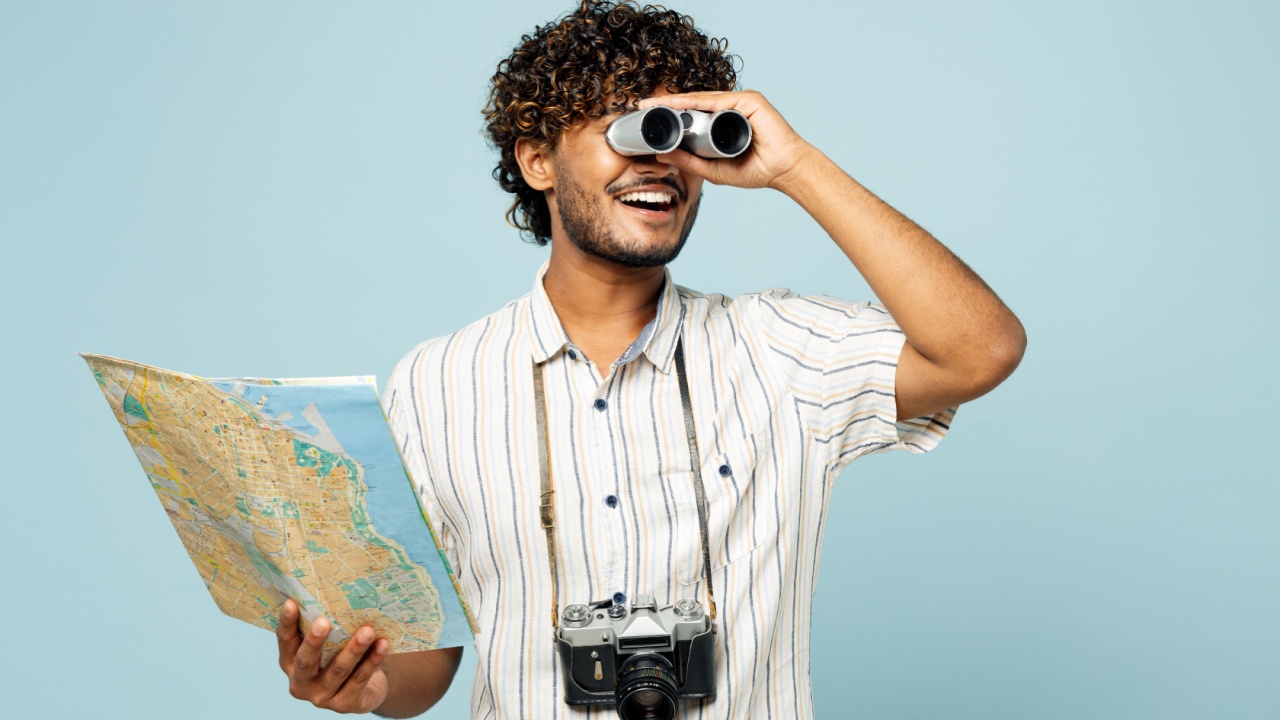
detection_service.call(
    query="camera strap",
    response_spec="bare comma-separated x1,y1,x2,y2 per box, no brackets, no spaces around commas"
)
532,336,718,632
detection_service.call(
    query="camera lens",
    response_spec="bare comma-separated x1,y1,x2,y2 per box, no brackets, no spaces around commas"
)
710,112,750,156
640,109,680,152
616,653,679,720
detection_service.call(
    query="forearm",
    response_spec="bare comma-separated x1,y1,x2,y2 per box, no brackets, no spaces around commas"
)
641,88,1024,414
776,145,1026,387
373,647,463,718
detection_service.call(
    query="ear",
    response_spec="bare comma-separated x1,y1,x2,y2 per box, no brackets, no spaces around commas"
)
515,138,555,192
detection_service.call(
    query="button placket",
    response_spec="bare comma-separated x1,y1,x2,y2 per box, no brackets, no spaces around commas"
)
577,367,611,598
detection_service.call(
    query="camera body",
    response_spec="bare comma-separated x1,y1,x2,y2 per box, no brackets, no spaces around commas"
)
557,593,716,717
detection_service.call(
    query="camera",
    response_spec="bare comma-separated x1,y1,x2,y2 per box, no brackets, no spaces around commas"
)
557,593,716,720
606,105,752,159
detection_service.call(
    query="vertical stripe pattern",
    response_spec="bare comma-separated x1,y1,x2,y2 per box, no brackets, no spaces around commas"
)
384,263,954,719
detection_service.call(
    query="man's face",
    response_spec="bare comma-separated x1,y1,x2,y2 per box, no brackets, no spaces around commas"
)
546,90,704,268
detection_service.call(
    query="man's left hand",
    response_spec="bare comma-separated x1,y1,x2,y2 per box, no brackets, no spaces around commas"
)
637,90,815,191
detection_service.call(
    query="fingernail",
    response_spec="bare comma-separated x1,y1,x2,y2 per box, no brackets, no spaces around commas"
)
375,640,389,655
311,620,328,637
357,628,374,644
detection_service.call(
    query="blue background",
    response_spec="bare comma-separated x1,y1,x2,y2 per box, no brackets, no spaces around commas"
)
2,1,1275,717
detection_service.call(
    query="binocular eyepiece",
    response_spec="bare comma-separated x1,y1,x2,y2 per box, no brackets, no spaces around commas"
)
605,106,752,159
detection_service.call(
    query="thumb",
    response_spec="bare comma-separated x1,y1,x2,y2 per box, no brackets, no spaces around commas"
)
655,149,721,184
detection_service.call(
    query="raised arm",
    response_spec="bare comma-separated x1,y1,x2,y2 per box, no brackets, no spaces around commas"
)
639,90,1026,420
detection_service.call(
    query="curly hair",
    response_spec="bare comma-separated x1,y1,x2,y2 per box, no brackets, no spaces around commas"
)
483,0,739,245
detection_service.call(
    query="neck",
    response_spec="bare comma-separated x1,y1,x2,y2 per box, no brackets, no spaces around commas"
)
543,243,666,368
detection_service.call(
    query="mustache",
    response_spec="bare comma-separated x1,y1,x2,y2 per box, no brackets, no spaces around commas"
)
606,177,687,203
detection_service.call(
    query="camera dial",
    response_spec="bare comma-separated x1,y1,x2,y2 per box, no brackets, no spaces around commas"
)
673,599,704,621
563,604,592,628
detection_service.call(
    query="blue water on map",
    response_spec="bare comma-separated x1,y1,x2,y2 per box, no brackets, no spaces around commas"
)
210,381,472,647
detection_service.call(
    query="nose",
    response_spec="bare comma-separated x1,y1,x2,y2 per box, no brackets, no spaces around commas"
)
630,153,679,178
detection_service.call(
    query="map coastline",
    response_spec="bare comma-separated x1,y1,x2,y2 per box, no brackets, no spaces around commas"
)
84,353,475,659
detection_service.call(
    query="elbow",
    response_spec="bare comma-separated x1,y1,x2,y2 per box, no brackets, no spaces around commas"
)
975,316,1027,392
944,317,1025,403
912,315,1027,409
997,315,1027,374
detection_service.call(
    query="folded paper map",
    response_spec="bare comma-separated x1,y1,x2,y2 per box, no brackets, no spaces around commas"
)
82,354,476,658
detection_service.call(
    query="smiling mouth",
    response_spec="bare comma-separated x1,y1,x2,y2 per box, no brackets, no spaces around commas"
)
616,190,676,214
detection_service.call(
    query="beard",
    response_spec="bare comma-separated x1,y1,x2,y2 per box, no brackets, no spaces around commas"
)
554,171,700,268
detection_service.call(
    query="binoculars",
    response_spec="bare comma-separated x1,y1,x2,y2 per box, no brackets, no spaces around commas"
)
606,106,752,159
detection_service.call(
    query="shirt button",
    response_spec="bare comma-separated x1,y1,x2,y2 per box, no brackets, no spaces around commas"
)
594,398,608,412
612,592,627,605
605,495,618,508
567,350,577,361
718,464,732,477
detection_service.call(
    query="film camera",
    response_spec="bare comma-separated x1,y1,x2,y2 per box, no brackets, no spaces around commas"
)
557,593,716,719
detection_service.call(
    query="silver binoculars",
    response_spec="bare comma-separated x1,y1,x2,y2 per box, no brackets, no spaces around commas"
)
605,106,752,159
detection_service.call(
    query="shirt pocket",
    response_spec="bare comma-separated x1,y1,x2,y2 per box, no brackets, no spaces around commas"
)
676,427,778,585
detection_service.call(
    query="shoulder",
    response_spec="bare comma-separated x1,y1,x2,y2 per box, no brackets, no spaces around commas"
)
387,295,529,398
676,284,881,336
748,289,880,327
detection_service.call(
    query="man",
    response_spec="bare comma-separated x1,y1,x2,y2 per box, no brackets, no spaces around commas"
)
274,1,1026,717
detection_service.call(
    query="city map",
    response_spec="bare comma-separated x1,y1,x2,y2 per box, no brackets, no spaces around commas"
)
83,354,475,658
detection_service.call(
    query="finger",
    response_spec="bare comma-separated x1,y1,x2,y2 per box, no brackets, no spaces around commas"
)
328,638,391,711
318,626,377,694
290,616,331,682
639,90,752,114
636,90,729,109
276,599,302,672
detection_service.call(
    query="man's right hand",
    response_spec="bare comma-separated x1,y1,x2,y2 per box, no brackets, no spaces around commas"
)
277,598,391,714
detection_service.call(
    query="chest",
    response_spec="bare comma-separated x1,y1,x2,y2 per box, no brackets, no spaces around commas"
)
426,341,801,597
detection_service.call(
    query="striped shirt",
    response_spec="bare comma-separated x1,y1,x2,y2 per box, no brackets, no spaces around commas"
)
384,262,954,719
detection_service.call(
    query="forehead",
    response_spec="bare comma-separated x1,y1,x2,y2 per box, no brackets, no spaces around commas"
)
552,83,683,150
586,85,683,126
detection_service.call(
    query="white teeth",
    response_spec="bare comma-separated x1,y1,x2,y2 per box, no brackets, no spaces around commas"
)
618,191,675,205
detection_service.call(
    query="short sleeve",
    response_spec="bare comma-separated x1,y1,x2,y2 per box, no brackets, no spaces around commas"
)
751,289,955,469
382,354,460,572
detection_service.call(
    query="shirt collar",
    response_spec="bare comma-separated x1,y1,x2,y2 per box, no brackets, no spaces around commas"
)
526,260,684,374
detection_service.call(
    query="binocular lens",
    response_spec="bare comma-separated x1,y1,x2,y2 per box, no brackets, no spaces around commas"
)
641,110,680,151
710,113,750,156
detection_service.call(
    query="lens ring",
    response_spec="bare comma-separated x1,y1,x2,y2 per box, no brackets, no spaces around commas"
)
639,108,681,153
616,653,679,720
709,111,751,157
